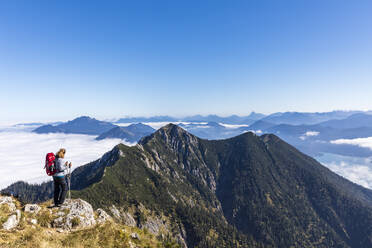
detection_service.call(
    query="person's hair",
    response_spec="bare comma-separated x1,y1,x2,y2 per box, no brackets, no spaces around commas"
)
56,148,66,158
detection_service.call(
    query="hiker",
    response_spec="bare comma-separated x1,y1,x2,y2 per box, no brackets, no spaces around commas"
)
53,148,72,207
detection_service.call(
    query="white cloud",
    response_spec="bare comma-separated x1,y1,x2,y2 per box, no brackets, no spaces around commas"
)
331,137,372,150
300,131,320,140
242,130,262,135
0,130,132,189
191,125,210,129
305,131,319,137
316,153,372,189
219,123,250,129
323,161,372,189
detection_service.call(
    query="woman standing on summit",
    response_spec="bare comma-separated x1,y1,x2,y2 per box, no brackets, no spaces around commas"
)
53,148,72,207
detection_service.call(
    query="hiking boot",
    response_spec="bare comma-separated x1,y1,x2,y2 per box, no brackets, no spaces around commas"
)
48,204,60,208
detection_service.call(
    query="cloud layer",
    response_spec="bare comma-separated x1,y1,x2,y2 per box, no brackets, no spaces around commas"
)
0,130,131,189
316,153,372,189
331,137,372,150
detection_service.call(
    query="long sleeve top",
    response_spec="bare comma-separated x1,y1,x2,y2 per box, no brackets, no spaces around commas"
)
54,158,69,177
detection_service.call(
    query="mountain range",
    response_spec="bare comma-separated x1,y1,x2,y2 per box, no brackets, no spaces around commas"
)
96,124,155,143
33,116,117,135
30,112,372,158
32,116,155,143
116,112,265,125
260,111,365,125
4,124,372,247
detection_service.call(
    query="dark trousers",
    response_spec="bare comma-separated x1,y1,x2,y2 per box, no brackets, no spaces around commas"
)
53,176,67,205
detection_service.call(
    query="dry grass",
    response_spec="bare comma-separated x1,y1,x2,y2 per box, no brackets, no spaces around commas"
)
0,222,168,248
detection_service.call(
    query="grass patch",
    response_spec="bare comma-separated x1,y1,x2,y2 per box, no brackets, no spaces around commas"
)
0,204,12,226
36,210,53,228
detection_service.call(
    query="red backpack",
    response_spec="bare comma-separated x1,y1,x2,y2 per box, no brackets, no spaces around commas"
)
45,153,57,176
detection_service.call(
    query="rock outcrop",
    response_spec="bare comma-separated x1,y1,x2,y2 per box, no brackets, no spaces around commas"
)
0,196,182,248
52,199,97,230
1,196,20,230
0,196,16,212
24,204,41,214
96,208,112,224
2,210,21,230
1,197,114,232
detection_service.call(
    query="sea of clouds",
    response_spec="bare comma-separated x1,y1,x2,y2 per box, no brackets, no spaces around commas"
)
0,127,132,189
316,153,372,189
320,137,372,189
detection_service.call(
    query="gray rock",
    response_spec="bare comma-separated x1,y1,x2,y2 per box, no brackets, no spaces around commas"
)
56,211,65,216
96,208,112,224
2,210,21,230
176,225,188,248
24,204,41,214
3,215,18,230
130,232,140,240
109,205,121,219
109,205,136,227
141,216,167,235
0,196,16,212
52,199,96,230
122,212,136,227
176,233,188,248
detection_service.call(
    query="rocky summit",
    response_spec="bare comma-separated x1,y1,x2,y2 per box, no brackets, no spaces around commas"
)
0,196,178,247
3,124,372,247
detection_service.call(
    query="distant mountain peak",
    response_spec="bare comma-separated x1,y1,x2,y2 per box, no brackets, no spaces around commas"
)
33,116,116,135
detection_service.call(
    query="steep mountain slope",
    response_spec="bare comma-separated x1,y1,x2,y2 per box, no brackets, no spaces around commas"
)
33,116,116,135
4,124,372,247
96,123,155,142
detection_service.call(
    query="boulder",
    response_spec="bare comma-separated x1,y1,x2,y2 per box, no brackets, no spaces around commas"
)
24,204,41,214
2,210,21,230
0,196,16,212
96,208,112,224
52,199,96,230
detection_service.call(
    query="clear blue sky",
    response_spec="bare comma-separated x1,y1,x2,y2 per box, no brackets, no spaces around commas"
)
0,0,371,123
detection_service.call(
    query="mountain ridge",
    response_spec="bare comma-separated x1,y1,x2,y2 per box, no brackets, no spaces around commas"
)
33,116,117,135
3,124,372,247
96,123,155,143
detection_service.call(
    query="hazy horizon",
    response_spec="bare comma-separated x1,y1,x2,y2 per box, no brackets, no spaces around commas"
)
2,109,372,126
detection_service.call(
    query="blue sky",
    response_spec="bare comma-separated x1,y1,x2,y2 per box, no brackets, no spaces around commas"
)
0,0,371,123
